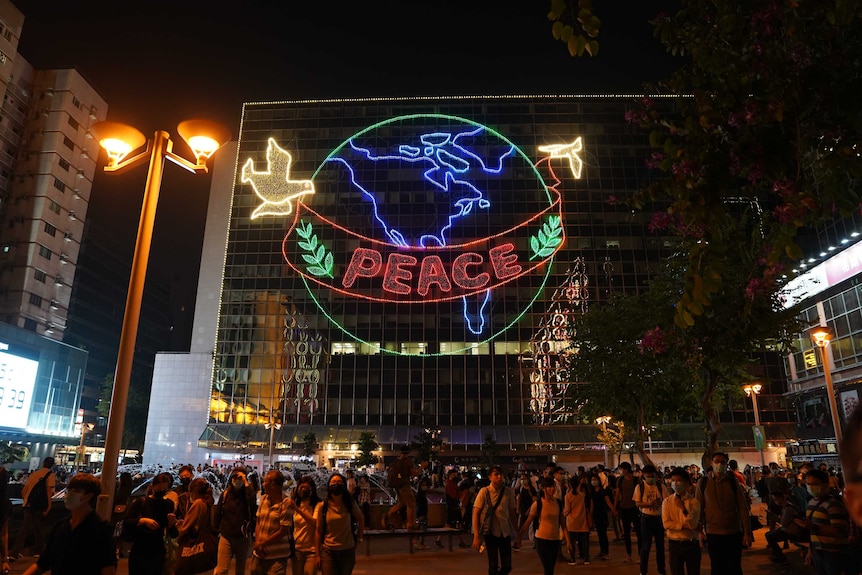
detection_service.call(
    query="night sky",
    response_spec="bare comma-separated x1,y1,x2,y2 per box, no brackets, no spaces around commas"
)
11,0,676,345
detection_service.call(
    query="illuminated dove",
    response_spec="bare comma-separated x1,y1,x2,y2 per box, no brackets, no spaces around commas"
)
242,138,315,219
538,137,584,179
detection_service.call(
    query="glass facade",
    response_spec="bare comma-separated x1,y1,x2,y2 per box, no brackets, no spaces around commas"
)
202,96,682,452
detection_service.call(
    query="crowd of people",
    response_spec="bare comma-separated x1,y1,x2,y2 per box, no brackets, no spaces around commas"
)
2,407,862,574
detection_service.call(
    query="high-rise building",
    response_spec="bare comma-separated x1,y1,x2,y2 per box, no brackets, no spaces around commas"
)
144,96,796,468
0,0,108,463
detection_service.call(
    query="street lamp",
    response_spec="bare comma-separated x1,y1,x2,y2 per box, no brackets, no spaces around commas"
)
595,415,612,467
743,382,766,468
265,417,282,471
77,422,94,470
809,325,843,444
91,119,230,520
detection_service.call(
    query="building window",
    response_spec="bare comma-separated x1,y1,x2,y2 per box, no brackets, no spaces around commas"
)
48,200,60,214
38,245,52,260
34,269,46,283
53,178,65,192
23,318,36,331
72,96,81,109
67,116,79,131
44,222,56,236
58,158,70,171
62,136,74,150
28,293,42,307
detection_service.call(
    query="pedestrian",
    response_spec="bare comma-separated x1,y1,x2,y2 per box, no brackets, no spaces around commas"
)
695,452,751,575
384,445,418,530
414,478,430,549
315,472,364,575
174,478,217,575
634,464,668,575
661,467,701,575
803,468,852,574
214,467,257,575
124,471,179,575
438,468,468,548
764,491,805,564
614,461,641,563
840,405,862,573
472,465,517,575
515,472,537,546
564,474,591,565
1,466,13,574
249,470,293,575
10,457,55,560
514,477,569,575
112,472,134,559
587,470,614,560
21,473,116,575
290,476,320,575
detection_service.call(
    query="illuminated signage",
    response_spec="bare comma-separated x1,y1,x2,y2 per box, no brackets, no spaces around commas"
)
0,350,39,431
243,114,582,355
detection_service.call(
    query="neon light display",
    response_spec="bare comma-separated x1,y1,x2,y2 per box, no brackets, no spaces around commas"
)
241,114,584,356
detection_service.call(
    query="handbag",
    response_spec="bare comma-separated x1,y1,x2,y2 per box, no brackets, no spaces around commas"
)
174,502,218,575
480,487,504,536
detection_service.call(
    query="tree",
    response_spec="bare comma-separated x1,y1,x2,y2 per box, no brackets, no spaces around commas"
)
547,0,601,57
356,431,379,468
98,373,149,453
573,212,800,463
551,2,862,327
412,428,443,464
302,432,318,459
482,433,501,468
596,420,626,467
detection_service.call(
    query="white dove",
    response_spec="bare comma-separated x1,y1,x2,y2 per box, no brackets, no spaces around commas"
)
242,137,315,219
538,137,584,179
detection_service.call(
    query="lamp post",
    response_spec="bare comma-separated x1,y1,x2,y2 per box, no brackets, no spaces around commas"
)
595,415,611,467
91,119,230,520
265,416,282,471
77,422,94,470
743,383,766,468
809,325,843,444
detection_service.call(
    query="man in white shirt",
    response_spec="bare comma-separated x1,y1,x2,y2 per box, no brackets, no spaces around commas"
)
662,468,701,575
634,464,668,575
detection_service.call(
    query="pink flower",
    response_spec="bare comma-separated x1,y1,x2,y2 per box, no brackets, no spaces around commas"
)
639,326,668,356
645,152,665,170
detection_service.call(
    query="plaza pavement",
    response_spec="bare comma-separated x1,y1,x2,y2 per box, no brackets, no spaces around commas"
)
5,528,814,574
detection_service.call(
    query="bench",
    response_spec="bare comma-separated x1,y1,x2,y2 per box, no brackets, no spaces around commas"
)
361,527,463,556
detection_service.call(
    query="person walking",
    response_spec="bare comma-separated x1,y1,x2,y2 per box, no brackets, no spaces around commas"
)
804,468,852,575
315,472,364,575
250,470,293,575
384,445,418,530
124,472,178,575
289,476,319,575
214,467,258,575
174,478,216,575
438,468,469,548
472,465,517,575
661,467,701,575
695,452,752,575
564,475,591,565
634,464,668,575
10,457,55,560
21,473,116,575
514,477,569,575
515,472,537,547
614,461,641,563
588,470,614,560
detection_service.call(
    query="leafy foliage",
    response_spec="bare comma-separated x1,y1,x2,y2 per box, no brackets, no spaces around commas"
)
302,432,318,458
411,428,443,463
629,1,862,326
356,431,380,467
98,373,148,453
548,0,601,57
481,433,501,467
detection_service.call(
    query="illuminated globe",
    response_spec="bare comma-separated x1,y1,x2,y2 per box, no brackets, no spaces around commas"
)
288,114,560,356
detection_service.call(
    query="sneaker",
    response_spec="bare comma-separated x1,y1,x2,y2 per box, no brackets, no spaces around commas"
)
567,559,577,565
415,543,428,550
435,539,444,548
624,555,634,563
584,560,591,565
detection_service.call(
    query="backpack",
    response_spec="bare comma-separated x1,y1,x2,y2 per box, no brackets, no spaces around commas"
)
387,456,410,488
27,471,51,511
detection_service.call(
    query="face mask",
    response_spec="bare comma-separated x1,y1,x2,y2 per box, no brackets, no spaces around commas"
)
65,492,85,511
644,477,656,486
807,485,823,498
591,480,600,487
329,485,343,496
152,489,166,498
713,463,727,475
180,477,191,487
672,482,687,494
232,479,245,489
